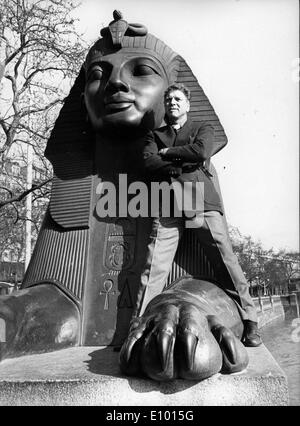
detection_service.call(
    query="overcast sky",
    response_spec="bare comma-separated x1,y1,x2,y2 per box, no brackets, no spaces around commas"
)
73,0,299,252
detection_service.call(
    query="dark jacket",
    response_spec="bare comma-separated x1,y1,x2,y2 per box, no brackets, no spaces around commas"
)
143,119,227,214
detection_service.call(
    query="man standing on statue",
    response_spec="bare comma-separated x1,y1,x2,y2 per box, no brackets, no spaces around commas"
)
133,83,262,347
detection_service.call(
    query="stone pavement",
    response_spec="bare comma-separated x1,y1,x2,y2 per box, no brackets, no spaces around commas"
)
0,344,289,406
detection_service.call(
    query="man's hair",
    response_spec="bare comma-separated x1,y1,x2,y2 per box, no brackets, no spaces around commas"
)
164,83,191,101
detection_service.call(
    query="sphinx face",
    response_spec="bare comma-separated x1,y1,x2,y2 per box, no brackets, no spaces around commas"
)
84,50,168,133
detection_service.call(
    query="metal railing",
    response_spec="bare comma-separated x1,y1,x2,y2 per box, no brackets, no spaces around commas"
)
253,293,300,317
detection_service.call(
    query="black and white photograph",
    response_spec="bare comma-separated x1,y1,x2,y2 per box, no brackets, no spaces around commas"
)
0,0,299,409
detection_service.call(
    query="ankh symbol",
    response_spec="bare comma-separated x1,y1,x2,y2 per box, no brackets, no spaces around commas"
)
99,279,116,310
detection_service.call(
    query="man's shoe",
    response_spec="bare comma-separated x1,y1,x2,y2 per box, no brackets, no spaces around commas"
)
242,320,262,347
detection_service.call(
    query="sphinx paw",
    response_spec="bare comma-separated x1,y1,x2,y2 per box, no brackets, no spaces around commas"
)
175,304,222,380
120,303,178,379
210,323,249,374
120,300,223,381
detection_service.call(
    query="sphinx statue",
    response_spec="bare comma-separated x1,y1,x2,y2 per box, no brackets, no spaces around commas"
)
0,11,249,380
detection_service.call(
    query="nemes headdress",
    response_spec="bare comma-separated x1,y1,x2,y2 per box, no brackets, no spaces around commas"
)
46,11,227,229
84,10,179,84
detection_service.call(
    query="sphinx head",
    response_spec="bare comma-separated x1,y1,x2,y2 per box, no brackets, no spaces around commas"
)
84,11,179,134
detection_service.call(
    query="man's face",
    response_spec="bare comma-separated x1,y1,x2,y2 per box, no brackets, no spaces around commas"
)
164,89,190,123
84,51,167,132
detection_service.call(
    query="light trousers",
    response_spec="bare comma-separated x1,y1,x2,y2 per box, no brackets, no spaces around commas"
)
133,211,257,322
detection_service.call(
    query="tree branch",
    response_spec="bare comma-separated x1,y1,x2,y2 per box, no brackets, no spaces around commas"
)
0,178,52,208
19,66,68,94
19,98,63,117
4,39,30,66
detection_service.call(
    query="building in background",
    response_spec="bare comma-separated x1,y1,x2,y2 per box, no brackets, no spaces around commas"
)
0,156,49,287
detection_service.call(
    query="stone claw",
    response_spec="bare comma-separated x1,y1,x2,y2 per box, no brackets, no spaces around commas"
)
119,319,148,375
179,330,198,371
156,328,174,371
222,331,238,365
213,326,237,364
123,336,138,363
211,324,248,374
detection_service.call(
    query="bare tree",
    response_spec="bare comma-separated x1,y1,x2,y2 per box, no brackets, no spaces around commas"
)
229,225,300,295
0,0,87,261
1,0,86,157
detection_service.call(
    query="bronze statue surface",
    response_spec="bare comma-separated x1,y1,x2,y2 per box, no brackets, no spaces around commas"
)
0,11,249,381
120,277,248,381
